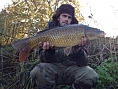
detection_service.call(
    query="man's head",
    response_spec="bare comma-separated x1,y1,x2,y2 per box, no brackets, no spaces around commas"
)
52,4,78,26
57,13,72,26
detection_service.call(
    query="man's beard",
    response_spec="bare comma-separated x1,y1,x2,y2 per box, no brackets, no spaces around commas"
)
61,22,69,26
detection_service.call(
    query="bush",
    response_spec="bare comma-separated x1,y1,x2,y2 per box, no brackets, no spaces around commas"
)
94,59,118,89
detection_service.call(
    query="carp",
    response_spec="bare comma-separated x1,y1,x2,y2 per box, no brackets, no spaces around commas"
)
12,24,105,62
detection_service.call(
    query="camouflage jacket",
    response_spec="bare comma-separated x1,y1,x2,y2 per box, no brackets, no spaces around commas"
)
38,46,89,67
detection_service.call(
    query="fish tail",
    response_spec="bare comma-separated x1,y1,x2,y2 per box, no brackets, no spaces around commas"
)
12,38,32,62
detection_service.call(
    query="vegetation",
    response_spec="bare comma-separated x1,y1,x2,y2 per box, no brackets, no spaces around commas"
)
0,0,84,45
0,0,118,89
95,59,118,89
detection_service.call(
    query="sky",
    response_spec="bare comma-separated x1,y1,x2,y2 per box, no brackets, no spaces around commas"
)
80,0,118,37
0,0,118,38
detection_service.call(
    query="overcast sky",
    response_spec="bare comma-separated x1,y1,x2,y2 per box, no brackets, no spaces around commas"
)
80,0,118,37
0,0,118,37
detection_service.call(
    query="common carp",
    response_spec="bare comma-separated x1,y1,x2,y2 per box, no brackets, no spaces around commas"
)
12,24,105,62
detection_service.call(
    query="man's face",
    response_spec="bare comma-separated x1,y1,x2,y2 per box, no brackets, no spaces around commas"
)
58,13,72,26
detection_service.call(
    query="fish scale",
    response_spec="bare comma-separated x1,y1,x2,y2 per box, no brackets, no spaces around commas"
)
44,25,84,47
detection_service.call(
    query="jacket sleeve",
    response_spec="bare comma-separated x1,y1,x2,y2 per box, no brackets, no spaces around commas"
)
38,48,55,63
72,46,89,66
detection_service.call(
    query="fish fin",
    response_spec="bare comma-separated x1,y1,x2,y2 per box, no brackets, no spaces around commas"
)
12,38,32,62
19,45,31,62
64,47,72,56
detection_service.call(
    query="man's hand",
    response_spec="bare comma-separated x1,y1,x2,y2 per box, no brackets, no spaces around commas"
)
72,37,89,53
78,36,89,47
38,41,54,50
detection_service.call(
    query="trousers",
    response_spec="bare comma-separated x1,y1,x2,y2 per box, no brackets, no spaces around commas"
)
30,62,99,89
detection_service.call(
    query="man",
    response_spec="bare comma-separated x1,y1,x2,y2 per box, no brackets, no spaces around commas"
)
30,4,99,89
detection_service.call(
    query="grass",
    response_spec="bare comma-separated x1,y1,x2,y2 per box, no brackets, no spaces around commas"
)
0,37,118,89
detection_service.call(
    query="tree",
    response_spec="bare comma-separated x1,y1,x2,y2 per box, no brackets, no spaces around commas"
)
0,0,84,45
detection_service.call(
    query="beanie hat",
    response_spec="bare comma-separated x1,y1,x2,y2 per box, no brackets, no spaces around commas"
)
55,4,75,17
52,4,78,26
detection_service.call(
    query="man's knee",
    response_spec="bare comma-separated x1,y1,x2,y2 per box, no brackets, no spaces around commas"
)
30,63,50,78
30,66,40,79
85,67,99,86
30,63,46,87
75,66,99,87
30,63,56,88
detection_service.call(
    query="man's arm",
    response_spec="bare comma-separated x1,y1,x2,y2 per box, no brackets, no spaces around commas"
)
72,46,89,66
39,48,55,62
38,41,55,63
71,37,89,66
